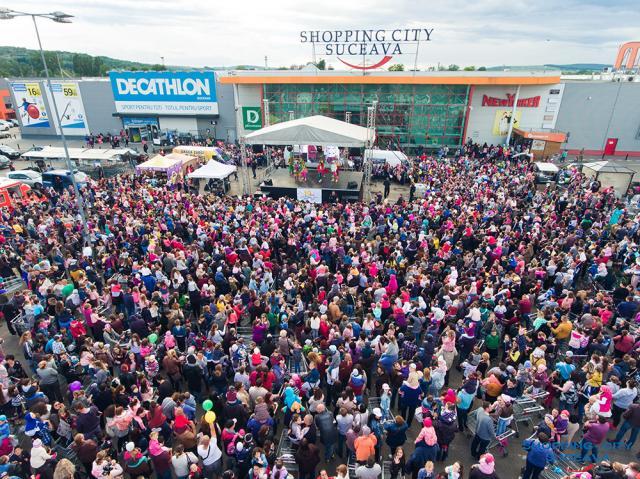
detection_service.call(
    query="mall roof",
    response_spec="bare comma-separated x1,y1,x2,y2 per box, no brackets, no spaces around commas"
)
219,69,561,85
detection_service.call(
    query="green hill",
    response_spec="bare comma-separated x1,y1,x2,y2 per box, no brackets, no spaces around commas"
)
0,46,190,77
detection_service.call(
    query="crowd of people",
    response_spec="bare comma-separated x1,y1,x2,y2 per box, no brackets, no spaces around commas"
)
0,141,637,479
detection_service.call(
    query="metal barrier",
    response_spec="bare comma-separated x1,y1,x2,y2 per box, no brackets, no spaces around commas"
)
237,326,253,342
0,276,25,295
276,429,298,473
347,452,357,478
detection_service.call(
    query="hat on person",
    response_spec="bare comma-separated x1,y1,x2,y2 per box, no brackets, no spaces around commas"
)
565,351,573,358
382,383,390,391
372,408,382,418
362,426,371,435
126,442,135,452
500,394,512,403
0,416,6,422
561,410,570,417
226,388,238,403
33,439,42,447
329,345,337,353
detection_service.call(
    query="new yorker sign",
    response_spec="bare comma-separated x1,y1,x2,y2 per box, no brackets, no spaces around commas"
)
300,28,434,70
482,94,541,108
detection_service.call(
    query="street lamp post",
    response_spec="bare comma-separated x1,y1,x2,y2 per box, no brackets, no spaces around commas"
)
1,8,91,244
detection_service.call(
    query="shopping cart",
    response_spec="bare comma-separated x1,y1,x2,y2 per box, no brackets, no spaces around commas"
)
466,407,516,454
512,393,547,437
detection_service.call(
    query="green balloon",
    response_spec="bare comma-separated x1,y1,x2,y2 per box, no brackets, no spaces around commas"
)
148,333,158,344
202,399,213,411
62,284,74,297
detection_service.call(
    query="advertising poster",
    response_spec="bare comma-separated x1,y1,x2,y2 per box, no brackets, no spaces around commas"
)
11,81,50,128
297,187,323,203
492,109,522,136
50,82,90,134
109,71,218,115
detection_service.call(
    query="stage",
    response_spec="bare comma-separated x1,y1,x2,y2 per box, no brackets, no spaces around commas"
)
258,169,364,202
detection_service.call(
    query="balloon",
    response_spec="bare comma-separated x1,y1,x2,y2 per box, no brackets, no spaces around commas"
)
202,399,213,411
62,284,74,297
69,381,82,392
148,333,158,344
204,411,216,424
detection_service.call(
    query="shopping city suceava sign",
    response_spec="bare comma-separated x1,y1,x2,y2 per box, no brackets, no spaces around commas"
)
109,71,218,116
300,28,434,70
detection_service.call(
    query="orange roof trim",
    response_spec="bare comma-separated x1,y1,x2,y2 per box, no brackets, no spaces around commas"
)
514,128,567,143
220,75,560,86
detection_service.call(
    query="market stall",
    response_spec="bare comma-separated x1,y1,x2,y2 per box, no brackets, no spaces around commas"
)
187,160,237,193
135,153,197,177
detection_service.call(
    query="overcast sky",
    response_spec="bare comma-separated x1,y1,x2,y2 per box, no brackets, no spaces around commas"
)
2,0,637,69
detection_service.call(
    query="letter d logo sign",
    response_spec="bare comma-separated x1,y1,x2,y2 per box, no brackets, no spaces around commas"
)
243,106,263,130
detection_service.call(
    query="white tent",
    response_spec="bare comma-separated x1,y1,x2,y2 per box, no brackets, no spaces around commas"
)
582,161,636,197
365,149,408,167
187,160,237,180
244,115,373,147
20,147,131,162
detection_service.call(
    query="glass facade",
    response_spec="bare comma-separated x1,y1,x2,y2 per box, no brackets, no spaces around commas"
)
263,83,469,149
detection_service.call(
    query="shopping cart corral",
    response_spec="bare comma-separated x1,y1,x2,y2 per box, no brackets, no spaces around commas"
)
513,393,548,437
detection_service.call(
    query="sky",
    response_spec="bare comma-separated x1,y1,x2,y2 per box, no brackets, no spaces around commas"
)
2,0,638,69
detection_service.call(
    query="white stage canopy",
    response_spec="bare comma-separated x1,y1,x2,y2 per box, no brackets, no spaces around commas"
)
244,115,373,147
187,160,237,180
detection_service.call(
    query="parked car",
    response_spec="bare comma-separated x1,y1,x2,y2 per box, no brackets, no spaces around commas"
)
8,119,19,127
0,155,11,169
0,145,20,160
6,170,42,188
0,122,10,132
42,169,88,191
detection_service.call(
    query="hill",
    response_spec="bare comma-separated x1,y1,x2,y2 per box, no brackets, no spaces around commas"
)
0,46,194,78
486,63,610,73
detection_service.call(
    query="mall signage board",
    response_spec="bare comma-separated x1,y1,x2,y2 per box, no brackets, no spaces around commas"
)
242,107,262,130
300,28,434,70
109,71,218,115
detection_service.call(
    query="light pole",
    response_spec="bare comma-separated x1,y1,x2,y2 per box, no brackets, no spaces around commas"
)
1,8,91,244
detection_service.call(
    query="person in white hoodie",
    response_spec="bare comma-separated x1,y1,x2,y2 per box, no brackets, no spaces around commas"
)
30,438,52,474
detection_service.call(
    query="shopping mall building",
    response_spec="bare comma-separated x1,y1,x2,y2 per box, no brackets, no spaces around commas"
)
3,67,640,156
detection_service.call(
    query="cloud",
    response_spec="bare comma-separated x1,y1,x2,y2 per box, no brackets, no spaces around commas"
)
2,0,636,68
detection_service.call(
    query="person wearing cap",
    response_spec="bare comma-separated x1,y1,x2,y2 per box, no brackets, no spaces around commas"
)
468,453,498,479
30,438,52,476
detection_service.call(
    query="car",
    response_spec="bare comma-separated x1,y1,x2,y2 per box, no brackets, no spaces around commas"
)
0,123,9,132
8,119,19,128
6,170,42,188
0,145,20,160
0,155,11,169
42,169,88,190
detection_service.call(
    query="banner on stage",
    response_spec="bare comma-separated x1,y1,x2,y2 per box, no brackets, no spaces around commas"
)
297,187,322,203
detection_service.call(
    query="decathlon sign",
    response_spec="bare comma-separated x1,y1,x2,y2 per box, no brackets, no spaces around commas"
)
109,71,218,115
300,28,433,70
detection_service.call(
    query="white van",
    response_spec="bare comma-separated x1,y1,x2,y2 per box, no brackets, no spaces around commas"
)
533,162,559,184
